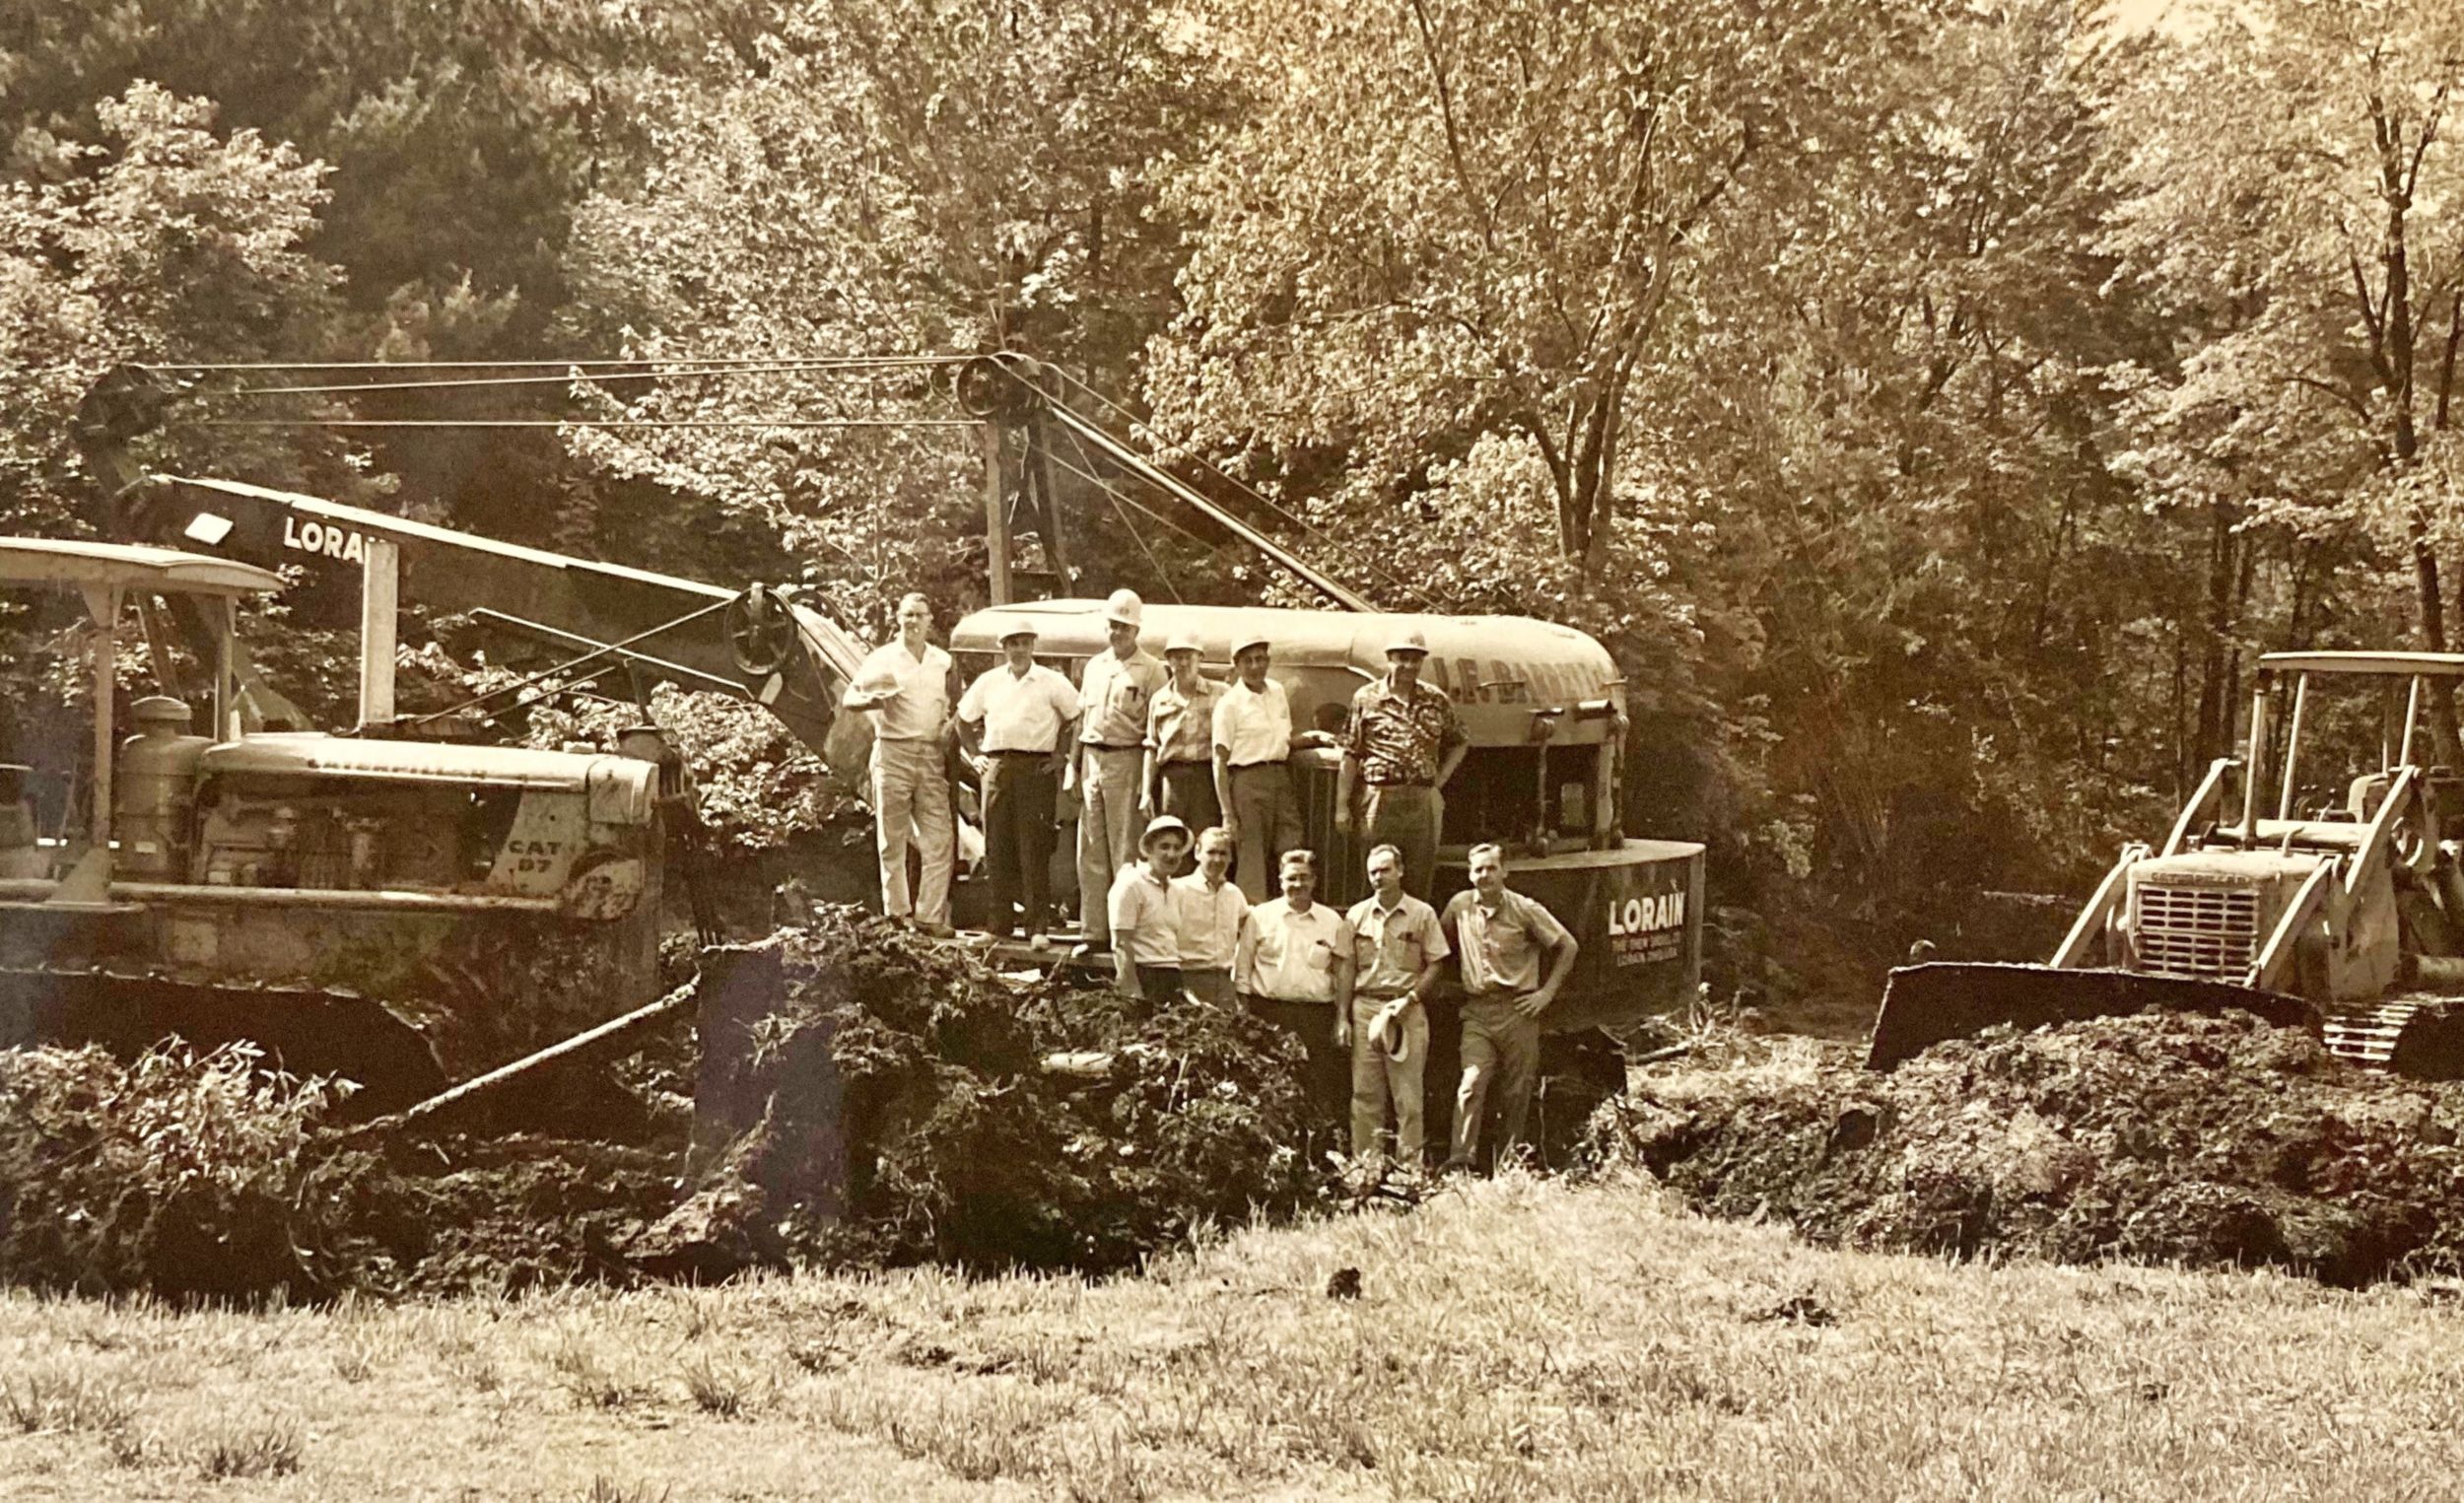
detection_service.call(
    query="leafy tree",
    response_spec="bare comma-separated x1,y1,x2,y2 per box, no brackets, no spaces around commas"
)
2102,0,2464,722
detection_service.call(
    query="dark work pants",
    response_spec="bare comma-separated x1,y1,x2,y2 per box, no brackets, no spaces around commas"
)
982,751,1058,936
1158,761,1222,834
1362,783,1442,902
1135,964,1186,1008
1245,992,1350,1160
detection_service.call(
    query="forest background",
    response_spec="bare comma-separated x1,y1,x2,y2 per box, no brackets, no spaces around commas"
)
2,0,2460,1009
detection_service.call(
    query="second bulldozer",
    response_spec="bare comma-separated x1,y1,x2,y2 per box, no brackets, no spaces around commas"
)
1871,651,2464,1079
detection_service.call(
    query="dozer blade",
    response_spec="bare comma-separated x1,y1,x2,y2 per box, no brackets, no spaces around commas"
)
0,966,447,1113
1867,962,2319,1071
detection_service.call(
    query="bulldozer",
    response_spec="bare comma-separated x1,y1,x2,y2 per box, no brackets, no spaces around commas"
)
1871,650,2464,1079
0,537,675,1109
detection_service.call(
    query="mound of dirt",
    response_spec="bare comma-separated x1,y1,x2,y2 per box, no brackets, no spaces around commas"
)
1585,1011,2464,1286
631,909,1319,1279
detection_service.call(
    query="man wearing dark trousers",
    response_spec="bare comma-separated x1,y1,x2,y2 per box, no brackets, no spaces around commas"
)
956,621,1081,943
1236,848,1356,1160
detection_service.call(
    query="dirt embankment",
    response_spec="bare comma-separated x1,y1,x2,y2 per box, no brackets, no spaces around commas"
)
1587,1010,2464,1286
0,908,1324,1301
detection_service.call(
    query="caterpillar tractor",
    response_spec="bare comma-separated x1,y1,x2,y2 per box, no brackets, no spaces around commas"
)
1870,651,2464,1079
0,378,872,1112
0,538,672,1110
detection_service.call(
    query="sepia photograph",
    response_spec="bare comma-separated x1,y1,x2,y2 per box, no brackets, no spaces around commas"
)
1,0,2461,1495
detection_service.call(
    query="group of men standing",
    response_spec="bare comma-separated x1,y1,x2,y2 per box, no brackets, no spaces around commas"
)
1102,817,1574,1172
843,585,1580,1170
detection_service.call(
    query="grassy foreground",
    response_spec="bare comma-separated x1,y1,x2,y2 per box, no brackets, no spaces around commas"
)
3,1173,2462,1501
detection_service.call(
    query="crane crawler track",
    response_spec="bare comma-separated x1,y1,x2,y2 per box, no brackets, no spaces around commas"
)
2320,993,2464,1080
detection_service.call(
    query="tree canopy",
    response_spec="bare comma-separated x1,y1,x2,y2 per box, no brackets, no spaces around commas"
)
6,0,2460,995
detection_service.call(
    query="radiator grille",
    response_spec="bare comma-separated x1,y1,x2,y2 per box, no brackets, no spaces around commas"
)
2135,885,2262,980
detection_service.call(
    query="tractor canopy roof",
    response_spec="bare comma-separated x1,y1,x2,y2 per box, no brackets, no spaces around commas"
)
0,536,281,596
2258,650,2464,679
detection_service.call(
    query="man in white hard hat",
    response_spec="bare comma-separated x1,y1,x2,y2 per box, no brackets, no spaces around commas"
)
1345,841,1451,1173
956,620,1081,942
842,591,958,935
1335,625,1467,902
1070,589,1166,956
1141,631,1222,832
1212,631,1303,902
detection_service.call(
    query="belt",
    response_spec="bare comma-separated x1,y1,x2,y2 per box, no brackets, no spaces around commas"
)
1085,742,1143,752
990,748,1054,757
1367,778,1434,788
1160,757,1212,768
1230,760,1286,771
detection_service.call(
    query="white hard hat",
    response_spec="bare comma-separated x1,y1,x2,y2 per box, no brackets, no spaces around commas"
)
1103,588,1145,628
1139,814,1193,850
996,619,1039,644
1232,632,1272,657
1386,627,1432,656
1165,632,1202,655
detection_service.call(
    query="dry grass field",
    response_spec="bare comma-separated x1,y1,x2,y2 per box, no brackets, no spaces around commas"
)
4,1170,2462,1501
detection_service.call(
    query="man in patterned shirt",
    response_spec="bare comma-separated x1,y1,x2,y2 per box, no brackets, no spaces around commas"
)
1336,627,1468,901
1141,632,1223,831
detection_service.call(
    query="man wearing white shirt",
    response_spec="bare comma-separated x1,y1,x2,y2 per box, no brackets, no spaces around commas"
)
1345,843,1452,1171
1212,634,1304,902
1235,849,1355,1155
842,592,957,935
1440,843,1578,1172
1111,815,1193,1005
1072,589,1166,956
1172,825,1247,1005
956,622,1081,941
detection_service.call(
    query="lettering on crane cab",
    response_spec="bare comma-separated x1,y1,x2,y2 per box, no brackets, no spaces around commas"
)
1606,887,1685,967
282,515,369,564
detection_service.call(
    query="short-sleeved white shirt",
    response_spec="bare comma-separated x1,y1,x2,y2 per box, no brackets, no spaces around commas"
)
1238,897,1352,1003
957,662,1082,753
849,641,952,742
1109,863,1180,966
1079,648,1167,747
1213,677,1293,767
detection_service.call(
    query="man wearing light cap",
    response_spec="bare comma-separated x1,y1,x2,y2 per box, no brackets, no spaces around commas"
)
1141,631,1222,832
843,591,957,935
957,620,1081,942
1071,589,1166,956
1336,625,1468,901
1212,632,1303,902
1111,814,1194,1005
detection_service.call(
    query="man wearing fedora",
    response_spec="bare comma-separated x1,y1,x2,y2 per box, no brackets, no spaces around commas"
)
1111,814,1195,1005
956,619,1080,942
1072,589,1166,957
1336,626,1468,902
842,590,958,936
